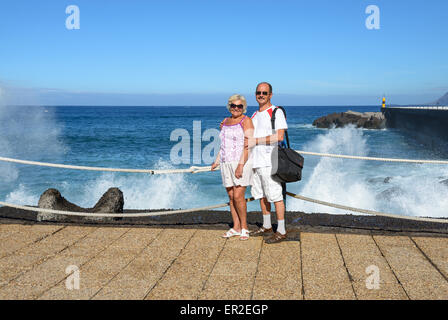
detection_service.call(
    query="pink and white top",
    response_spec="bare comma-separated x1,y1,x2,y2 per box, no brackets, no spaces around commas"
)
219,116,246,163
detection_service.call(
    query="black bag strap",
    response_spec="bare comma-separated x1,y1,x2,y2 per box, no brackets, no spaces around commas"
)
271,106,290,148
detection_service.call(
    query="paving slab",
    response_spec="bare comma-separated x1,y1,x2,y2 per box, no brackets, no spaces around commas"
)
40,227,160,300
0,226,94,288
0,225,64,258
335,234,404,285
199,274,255,300
411,236,448,279
0,222,447,300
95,228,196,300
0,226,129,299
0,224,33,241
301,232,355,300
373,235,448,300
352,283,408,300
197,235,263,300
145,230,225,300
252,238,302,300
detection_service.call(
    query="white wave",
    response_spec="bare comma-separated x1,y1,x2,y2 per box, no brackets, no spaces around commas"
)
287,124,316,129
5,184,39,206
289,125,375,214
0,86,66,182
375,166,448,218
288,125,448,218
74,159,199,210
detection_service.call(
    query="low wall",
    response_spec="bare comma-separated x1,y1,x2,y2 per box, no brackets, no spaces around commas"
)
382,107,448,147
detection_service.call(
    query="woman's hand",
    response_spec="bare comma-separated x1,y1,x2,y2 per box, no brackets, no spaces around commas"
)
235,163,244,178
211,162,220,170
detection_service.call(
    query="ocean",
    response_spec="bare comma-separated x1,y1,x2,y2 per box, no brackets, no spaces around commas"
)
1,105,448,218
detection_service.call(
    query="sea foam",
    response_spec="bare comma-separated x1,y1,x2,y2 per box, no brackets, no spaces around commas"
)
288,125,448,218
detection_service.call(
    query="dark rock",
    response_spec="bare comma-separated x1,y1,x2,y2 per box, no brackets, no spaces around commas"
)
37,187,124,222
375,186,405,202
313,110,386,129
92,188,124,213
367,176,393,184
439,179,448,187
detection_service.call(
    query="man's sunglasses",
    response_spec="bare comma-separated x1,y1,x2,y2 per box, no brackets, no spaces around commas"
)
256,91,269,96
230,104,244,109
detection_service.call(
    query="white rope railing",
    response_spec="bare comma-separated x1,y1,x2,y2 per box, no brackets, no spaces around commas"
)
0,156,212,174
1,151,448,174
293,150,448,165
286,192,448,224
1,193,447,224
0,197,256,218
1,153,448,223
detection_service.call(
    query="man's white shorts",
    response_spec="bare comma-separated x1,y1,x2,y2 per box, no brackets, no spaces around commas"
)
250,167,283,202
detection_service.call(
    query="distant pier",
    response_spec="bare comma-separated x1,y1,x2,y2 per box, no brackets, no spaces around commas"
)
382,105,448,145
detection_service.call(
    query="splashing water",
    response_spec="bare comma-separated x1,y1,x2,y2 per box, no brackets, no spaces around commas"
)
289,125,448,217
289,125,376,214
76,159,199,209
0,86,66,183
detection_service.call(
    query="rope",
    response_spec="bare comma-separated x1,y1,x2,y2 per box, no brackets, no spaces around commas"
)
1,191,447,224
0,156,212,174
0,197,255,218
1,153,447,223
293,150,448,165
286,192,448,224
1,151,448,174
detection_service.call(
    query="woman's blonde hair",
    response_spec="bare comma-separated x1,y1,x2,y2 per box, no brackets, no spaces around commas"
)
226,94,247,113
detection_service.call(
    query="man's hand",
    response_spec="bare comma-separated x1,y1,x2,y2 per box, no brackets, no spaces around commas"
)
246,137,257,149
235,163,244,178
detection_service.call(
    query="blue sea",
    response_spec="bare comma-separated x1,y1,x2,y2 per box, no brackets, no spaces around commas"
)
1,105,448,218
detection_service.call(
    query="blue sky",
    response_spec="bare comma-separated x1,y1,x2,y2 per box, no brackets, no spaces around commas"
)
0,0,447,106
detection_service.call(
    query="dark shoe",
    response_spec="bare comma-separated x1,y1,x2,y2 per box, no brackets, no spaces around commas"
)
265,232,287,244
250,226,273,237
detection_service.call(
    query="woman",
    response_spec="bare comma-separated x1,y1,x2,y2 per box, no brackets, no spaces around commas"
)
211,94,254,240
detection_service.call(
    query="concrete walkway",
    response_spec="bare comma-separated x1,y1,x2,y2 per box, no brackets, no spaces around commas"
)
0,222,447,300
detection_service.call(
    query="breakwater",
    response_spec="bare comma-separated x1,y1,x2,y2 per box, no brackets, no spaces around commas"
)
382,106,448,148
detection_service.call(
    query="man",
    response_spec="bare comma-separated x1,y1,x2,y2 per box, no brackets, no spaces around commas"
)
248,82,288,244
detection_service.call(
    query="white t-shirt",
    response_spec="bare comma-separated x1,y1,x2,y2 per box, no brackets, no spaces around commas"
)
250,105,288,168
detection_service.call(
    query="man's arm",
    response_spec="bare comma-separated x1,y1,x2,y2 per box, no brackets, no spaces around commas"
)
256,129,285,145
248,129,285,148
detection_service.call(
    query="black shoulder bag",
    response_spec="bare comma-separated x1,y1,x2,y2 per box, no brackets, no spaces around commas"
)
270,106,304,183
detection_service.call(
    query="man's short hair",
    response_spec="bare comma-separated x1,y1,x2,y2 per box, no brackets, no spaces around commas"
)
256,82,273,93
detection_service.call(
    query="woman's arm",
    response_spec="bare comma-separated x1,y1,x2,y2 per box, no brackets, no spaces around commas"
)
219,117,228,130
211,152,220,170
235,117,254,178
211,118,227,170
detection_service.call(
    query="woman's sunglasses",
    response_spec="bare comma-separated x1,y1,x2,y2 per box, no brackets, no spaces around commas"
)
256,91,269,96
230,104,244,109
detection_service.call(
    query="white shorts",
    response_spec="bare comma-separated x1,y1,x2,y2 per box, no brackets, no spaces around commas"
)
250,167,284,202
220,161,253,188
